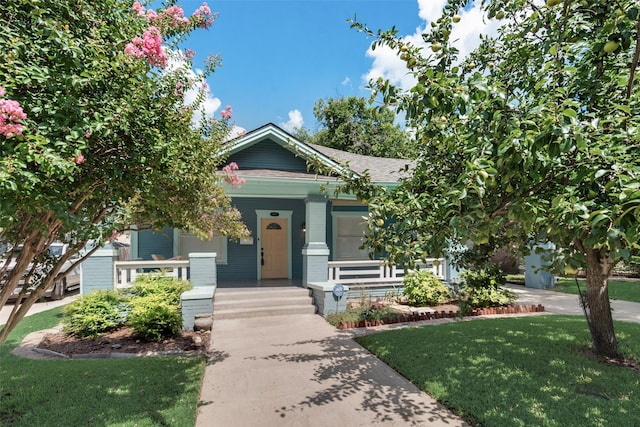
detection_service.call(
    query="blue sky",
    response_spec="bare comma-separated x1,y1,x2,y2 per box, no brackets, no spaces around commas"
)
175,0,497,134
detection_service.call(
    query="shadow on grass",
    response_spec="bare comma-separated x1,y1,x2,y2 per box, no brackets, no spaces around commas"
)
0,307,205,427
356,315,640,427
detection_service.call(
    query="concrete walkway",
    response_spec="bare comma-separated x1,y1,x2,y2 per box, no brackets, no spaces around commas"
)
505,284,640,323
1,296,77,326
196,286,640,427
196,313,468,427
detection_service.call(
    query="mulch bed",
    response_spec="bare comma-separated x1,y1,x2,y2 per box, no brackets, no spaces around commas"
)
37,327,210,357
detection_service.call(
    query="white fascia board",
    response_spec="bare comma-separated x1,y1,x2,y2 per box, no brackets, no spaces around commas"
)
225,176,350,199
222,125,355,179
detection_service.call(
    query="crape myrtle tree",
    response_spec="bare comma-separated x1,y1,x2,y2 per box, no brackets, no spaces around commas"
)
347,0,640,358
0,0,248,344
311,96,417,159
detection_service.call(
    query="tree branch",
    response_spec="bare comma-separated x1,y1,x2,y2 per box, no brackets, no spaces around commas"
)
627,15,640,99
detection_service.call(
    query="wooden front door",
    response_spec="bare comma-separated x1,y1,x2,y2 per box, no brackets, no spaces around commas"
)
260,218,288,279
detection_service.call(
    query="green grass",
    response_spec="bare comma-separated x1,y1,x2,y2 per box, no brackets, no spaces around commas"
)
0,308,205,426
356,316,640,427
554,278,640,303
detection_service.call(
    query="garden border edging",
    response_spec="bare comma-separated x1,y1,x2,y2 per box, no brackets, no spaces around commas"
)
336,304,545,330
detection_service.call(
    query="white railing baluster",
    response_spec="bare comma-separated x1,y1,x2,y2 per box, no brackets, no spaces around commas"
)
327,258,446,284
113,260,190,289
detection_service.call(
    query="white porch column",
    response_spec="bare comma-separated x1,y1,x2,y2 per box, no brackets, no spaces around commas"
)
302,195,330,287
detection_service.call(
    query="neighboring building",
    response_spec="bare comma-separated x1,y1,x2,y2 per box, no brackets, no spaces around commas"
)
130,123,414,286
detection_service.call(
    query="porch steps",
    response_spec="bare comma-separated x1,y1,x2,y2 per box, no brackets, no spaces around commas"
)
213,287,316,319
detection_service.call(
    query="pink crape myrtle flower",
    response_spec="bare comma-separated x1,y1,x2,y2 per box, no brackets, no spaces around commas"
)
192,2,216,29
146,9,158,20
124,26,167,68
220,105,232,120
222,161,246,189
142,26,166,67
132,1,145,16
0,87,27,138
75,154,85,165
124,36,145,58
193,2,211,16
174,80,185,96
163,5,189,28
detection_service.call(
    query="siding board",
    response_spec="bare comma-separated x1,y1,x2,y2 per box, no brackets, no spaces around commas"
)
228,139,308,172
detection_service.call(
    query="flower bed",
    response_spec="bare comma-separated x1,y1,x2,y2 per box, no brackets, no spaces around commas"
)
336,304,545,330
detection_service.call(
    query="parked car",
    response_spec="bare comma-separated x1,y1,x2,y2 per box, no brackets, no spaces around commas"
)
1,242,81,300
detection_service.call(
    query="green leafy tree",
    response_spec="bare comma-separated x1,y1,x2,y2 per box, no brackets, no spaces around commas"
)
311,96,416,158
349,0,640,358
0,0,248,344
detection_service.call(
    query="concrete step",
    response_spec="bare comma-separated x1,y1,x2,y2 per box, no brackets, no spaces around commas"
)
214,287,310,302
215,295,313,310
213,304,316,320
213,287,316,320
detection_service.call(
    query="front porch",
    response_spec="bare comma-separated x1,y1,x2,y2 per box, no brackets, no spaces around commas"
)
216,279,302,288
83,249,452,328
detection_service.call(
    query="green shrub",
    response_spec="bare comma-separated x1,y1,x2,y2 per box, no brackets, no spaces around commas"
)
129,274,191,305
62,274,189,341
402,270,452,306
127,294,183,342
63,290,129,338
325,305,396,327
459,265,516,310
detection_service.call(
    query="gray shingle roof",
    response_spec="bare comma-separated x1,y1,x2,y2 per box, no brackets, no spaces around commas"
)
223,123,413,184
308,143,414,183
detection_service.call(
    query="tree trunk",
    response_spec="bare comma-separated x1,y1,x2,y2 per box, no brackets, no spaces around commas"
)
584,249,618,358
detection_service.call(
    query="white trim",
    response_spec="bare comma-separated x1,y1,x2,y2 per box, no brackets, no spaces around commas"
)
301,248,330,256
307,282,351,292
130,225,139,260
223,124,353,178
255,209,293,280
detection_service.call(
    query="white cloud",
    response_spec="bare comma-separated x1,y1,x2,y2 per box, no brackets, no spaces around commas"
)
227,125,247,140
342,76,352,87
279,109,304,132
364,1,501,91
165,50,222,125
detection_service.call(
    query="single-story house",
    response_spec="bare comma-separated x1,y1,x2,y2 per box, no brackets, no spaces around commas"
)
129,123,456,287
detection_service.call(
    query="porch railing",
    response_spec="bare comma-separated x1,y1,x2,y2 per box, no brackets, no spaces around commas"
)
327,258,445,285
113,260,190,289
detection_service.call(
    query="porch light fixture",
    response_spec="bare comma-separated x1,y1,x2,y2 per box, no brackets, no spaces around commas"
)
301,222,306,233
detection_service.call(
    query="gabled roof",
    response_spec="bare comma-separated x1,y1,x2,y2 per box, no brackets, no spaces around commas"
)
223,123,413,184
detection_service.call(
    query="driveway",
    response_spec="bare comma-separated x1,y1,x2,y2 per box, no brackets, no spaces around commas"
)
506,284,640,323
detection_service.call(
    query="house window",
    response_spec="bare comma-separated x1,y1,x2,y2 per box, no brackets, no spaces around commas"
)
178,231,227,264
266,222,282,230
334,215,369,261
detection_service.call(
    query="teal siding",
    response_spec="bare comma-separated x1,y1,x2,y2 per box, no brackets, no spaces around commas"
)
137,227,173,260
228,139,308,172
218,198,309,281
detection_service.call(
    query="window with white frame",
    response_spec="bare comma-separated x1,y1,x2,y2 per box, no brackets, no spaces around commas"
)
178,231,227,264
333,214,369,260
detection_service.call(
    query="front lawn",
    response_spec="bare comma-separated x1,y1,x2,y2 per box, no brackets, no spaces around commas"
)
0,307,205,426
553,278,640,303
356,316,640,427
